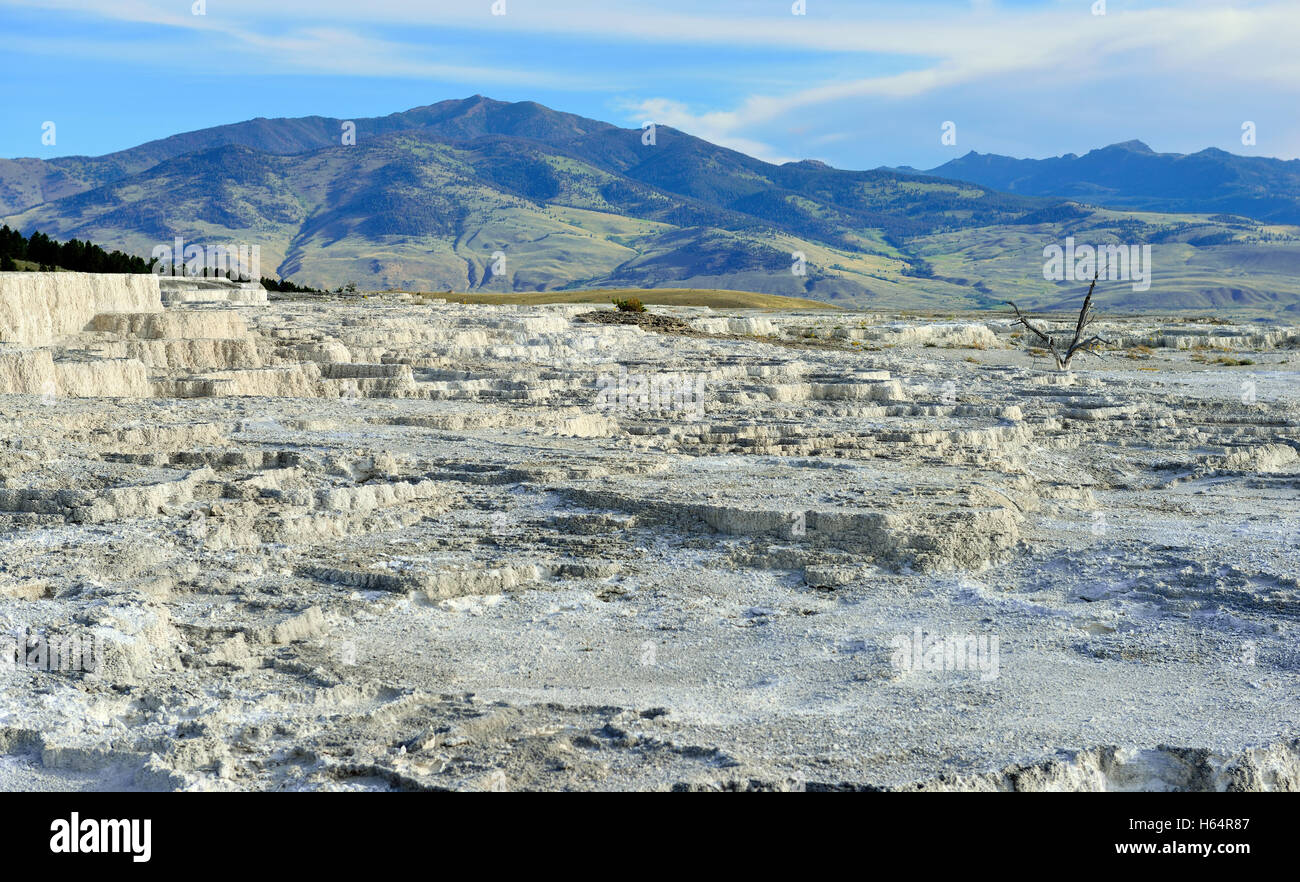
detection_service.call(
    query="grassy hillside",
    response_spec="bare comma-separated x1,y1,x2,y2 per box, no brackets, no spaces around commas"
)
5,97,1300,313
2,125,1040,302
909,208,1300,312
424,287,841,309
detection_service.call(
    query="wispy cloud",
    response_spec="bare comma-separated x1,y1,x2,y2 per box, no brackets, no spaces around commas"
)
619,2,1300,161
3,0,1298,162
1,2,593,86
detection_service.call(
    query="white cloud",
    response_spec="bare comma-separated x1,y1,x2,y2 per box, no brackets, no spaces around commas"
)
617,2,1300,161
5,0,1298,160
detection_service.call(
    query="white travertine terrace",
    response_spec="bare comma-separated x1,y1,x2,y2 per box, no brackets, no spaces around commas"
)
0,272,161,347
0,273,1297,791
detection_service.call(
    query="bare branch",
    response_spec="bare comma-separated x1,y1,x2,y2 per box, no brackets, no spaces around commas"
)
1004,300,1062,364
1066,333,1111,361
1007,272,1108,371
1070,273,1099,347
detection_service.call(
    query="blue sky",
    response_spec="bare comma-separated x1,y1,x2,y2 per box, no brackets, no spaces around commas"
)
3,0,1298,168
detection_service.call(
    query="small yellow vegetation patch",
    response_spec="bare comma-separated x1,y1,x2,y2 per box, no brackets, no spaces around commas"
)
418,288,840,311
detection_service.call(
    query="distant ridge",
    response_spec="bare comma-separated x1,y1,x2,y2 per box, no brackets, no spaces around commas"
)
920,140,1300,224
2,97,1299,311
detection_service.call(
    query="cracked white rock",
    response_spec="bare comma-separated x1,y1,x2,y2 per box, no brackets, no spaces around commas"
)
0,274,1297,791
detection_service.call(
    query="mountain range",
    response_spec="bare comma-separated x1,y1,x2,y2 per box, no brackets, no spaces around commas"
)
917,140,1300,225
3,96,1299,312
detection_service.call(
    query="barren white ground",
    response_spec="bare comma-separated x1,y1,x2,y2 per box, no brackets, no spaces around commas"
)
1,272,1297,791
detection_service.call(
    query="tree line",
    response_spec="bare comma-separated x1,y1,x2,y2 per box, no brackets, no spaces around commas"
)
259,277,324,293
0,226,155,274
0,226,326,292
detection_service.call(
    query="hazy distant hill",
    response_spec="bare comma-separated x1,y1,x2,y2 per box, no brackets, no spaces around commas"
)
4,97,1300,311
921,140,1300,225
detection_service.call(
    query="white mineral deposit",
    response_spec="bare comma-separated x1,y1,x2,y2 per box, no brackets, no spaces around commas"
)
1,271,1296,791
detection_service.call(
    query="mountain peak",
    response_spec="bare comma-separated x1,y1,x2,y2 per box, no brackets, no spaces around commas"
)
1103,139,1155,154
916,135,1298,225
